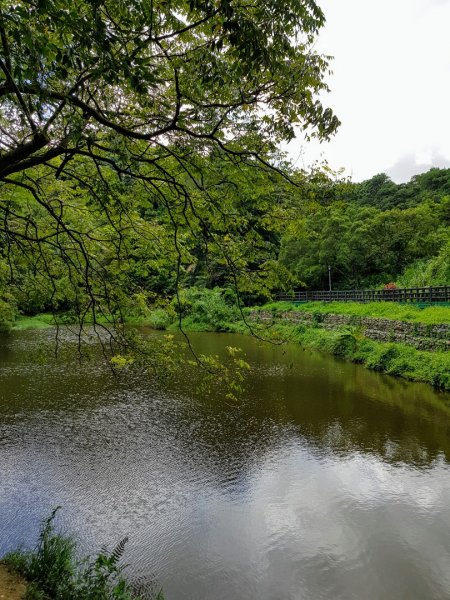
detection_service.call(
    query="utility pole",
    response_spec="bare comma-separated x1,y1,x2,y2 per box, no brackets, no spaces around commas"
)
328,265,332,292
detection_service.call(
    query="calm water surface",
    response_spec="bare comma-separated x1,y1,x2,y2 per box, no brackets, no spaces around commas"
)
1,329,450,599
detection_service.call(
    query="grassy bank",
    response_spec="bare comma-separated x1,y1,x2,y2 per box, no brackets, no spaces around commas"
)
177,316,450,391
259,300,450,325
250,322,450,391
13,298,449,330
7,290,450,391
159,292,450,391
12,313,55,330
1,509,162,600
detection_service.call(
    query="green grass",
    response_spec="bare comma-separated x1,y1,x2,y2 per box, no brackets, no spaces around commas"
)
166,315,242,333
12,314,55,330
260,301,450,325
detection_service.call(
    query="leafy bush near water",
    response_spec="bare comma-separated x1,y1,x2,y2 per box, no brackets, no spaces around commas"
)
2,509,162,600
172,287,242,331
0,297,16,332
145,308,174,331
0,261,17,332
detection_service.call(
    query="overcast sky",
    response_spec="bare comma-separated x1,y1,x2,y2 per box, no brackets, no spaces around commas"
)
286,0,450,182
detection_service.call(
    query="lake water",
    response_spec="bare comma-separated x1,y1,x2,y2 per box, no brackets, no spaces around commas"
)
1,328,450,599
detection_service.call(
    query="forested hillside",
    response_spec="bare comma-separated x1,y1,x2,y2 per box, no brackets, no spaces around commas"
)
280,169,450,290
1,165,449,330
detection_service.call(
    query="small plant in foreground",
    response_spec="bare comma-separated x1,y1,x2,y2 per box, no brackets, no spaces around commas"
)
2,508,162,600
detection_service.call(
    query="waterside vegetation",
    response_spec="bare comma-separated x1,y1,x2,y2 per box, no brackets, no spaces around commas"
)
10,289,450,391
1,509,161,600
168,293,450,391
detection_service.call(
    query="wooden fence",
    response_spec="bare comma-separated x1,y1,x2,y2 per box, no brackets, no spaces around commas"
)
277,286,450,304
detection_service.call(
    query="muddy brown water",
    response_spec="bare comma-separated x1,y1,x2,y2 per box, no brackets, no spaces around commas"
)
1,329,450,599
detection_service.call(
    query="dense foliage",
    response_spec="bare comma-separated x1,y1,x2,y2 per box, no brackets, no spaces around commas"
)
349,169,450,210
280,189,450,290
0,0,338,334
0,1,448,335
2,165,450,331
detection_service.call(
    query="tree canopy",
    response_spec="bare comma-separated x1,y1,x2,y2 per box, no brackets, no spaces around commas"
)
0,0,339,329
0,0,338,175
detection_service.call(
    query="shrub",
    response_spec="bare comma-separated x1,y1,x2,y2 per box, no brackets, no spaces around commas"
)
330,327,362,356
365,345,400,371
397,240,450,287
147,308,173,330
2,508,161,600
171,287,241,331
0,297,16,332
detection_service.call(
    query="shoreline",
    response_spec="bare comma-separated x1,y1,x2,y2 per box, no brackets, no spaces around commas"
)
7,303,450,392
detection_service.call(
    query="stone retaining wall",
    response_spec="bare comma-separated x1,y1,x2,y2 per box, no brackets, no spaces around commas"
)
249,310,450,351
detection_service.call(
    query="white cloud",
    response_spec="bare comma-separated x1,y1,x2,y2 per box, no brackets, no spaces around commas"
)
385,151,450,183
287,0,450,182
